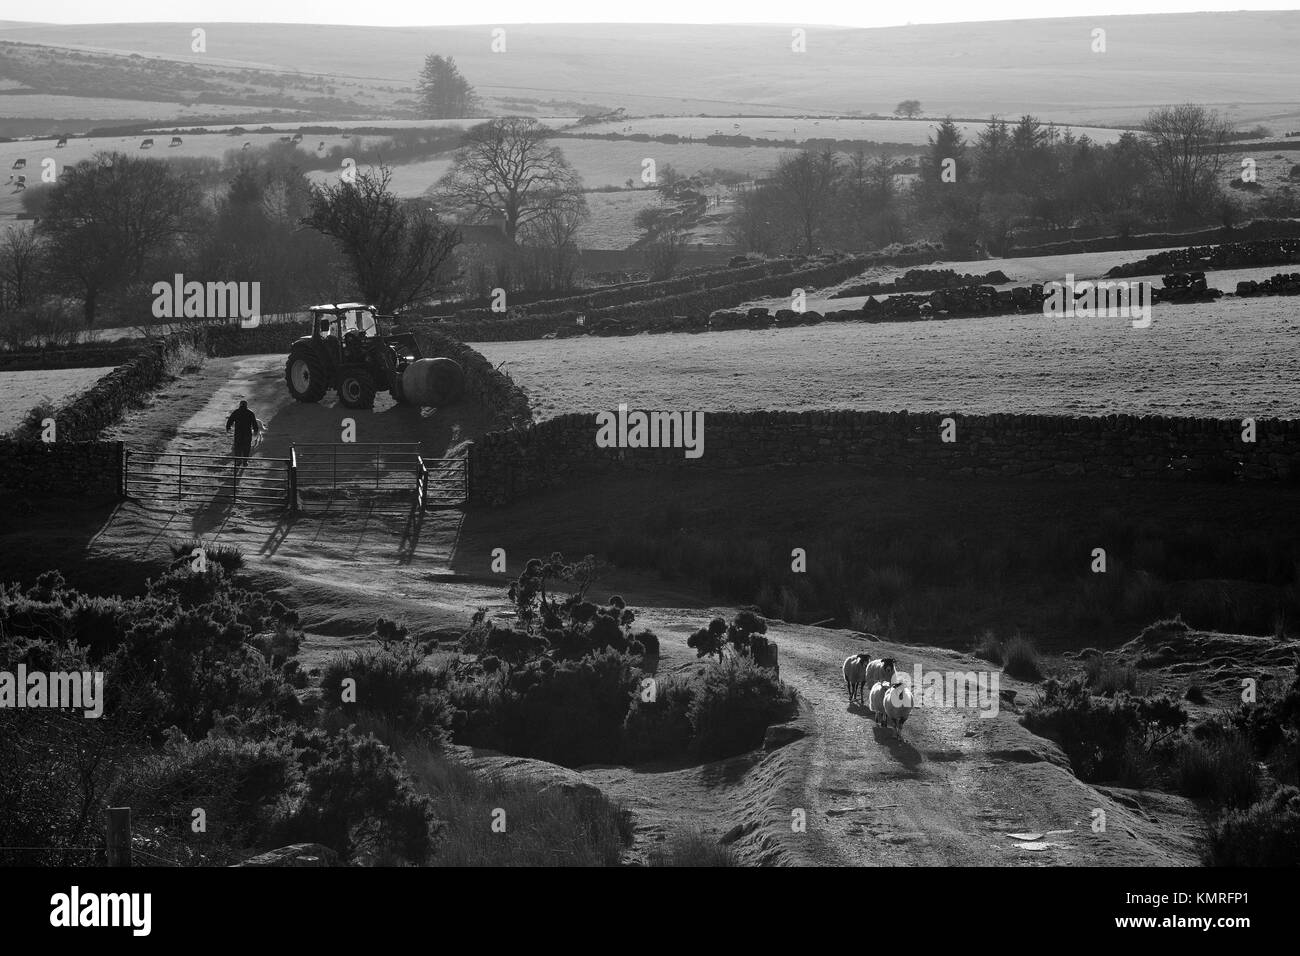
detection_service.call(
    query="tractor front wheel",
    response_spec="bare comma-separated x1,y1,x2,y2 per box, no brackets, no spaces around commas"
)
338,369,377,410
285,348,328,403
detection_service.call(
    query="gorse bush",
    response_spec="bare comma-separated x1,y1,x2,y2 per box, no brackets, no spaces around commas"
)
0,567,304,741
1022,678,1187,782
446,556,797,767
688,654,798,759
320,643,456,741
1207,785,1300,866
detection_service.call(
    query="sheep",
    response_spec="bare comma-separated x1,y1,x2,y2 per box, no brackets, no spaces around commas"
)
868,678,913,735
881,681,914,735
863,657,897,689
867,680,888,722
843,653,870,705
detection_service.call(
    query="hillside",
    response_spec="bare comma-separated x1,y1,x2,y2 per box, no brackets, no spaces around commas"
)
2,13,1300,126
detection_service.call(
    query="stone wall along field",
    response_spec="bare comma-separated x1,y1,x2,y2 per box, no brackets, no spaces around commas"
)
0,440,123,501
468,410,1300,505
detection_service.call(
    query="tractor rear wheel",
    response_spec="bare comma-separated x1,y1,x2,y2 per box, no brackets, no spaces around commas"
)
285,348,328,403
338,369,377,409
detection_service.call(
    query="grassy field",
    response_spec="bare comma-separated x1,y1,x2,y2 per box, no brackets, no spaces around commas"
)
164,118,578,133
533,138,796,188
0,95,260,120
4,14,1298,123
576,190,662,250
573,116,1131,145
0,367,114,433
478,295,1300,420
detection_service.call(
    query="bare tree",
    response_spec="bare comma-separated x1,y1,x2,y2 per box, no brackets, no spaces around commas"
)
37,152,200,324
1142,104,1233,220
643,229,688,281
435,118,588,241
303,164,461,312
775,149,841,253
0,225,44,309
894,100,923,119
519,204,586,291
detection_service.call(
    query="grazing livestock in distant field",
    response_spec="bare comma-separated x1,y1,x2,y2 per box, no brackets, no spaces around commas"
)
140,138,154,149
56,137,67,147
11,158,25,169
170,136,183,146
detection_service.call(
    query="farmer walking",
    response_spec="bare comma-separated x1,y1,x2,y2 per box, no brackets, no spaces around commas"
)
225,400,262,464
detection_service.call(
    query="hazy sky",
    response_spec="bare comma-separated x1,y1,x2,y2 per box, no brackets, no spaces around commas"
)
11,1,1299,28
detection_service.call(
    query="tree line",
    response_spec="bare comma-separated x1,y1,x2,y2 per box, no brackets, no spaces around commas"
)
728,104,1296,257
0,117,592,337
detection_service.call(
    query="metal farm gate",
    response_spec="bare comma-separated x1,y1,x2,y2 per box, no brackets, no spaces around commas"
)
122,444,467,513
123,451,291,511
290,442,467,512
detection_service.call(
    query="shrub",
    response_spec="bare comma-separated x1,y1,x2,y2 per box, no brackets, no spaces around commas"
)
111,730,295,861
629,629,659,656
1173,731,1261,808
1022,679,1186,782
688,655,797,760
276,729,439,864
319,644,454,740
1002,635,1043,681
1207,786,1300,866
622,673,695,761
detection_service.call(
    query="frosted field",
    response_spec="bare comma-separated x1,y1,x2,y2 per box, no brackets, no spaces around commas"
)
576,191,662,249
574,116,1132,145
749,251,1300,312
477,298,1300,420
158,118,579,133
0,367,115,432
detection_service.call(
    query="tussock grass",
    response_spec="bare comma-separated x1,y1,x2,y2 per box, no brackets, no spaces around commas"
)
169,538,243,573
646,828,739,867
1173,732,1261,808
1083,655,1138,695
1002,635,1043,681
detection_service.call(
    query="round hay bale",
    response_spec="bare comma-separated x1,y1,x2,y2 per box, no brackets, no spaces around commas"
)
401,357,465,407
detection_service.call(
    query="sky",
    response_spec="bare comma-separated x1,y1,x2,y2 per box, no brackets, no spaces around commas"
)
10,1,1300,28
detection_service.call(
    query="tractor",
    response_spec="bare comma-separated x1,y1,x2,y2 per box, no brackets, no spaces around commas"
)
284,303,424,409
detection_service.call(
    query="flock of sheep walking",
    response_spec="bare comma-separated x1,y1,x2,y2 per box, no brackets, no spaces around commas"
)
843,654,913,736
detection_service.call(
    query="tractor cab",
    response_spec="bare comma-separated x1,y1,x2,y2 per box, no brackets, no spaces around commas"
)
284,302,424,409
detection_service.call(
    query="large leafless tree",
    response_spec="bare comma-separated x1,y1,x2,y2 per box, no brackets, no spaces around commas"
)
776,149,841,254
303,164,461,312
1142,104,1233,220
434,118,587,241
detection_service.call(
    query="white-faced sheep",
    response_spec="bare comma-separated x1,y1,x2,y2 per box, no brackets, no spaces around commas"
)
868,678,913,735
843,653,869,705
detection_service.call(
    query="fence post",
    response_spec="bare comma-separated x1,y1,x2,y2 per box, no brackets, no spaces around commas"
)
106,807,131,867
287,447,299,514
177,456,182,504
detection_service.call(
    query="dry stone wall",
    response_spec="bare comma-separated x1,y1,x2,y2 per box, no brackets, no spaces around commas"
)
468,410,1300,505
